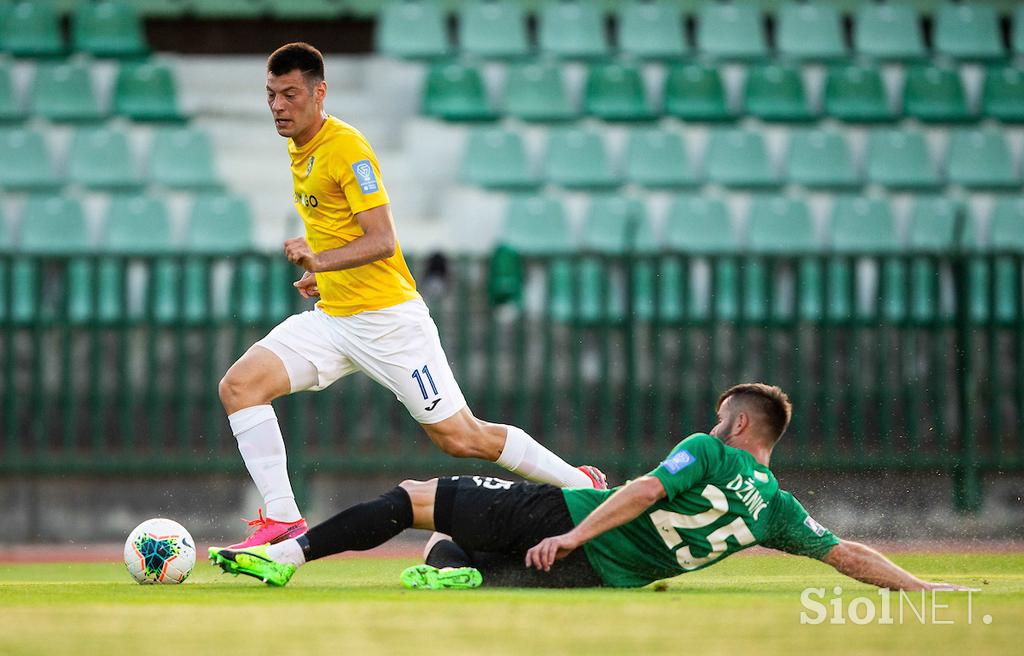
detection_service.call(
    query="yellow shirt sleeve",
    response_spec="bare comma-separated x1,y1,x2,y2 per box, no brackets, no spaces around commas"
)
332,131,390,215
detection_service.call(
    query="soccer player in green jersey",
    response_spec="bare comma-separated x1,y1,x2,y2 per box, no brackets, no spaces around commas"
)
210,383,965,591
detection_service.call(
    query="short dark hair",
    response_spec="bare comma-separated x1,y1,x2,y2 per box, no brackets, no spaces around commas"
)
716,383,792,443
267,42,324,86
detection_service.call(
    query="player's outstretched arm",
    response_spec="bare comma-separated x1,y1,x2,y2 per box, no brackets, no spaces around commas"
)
525,476,667,572
822,540,971,591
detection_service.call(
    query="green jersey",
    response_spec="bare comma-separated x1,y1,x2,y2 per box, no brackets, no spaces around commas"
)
562,433,840,588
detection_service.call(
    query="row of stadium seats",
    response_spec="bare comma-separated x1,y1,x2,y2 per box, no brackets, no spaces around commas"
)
0,126,221,190
461,127,1020,191
0,0,148,58
380,1,1024,61
0,0,411,20
423,61,1024,123
0,61,182,123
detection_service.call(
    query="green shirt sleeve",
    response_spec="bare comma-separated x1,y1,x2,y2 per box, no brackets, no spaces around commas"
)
761,490,840,560
647,433,720,501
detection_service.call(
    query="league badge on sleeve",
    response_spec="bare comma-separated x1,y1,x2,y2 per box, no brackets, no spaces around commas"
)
352,159,379,194
804,516,827,537
661,449,696,474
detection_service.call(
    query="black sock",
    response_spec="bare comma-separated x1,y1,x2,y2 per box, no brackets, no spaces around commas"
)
296,486,413,562
425,538,472,569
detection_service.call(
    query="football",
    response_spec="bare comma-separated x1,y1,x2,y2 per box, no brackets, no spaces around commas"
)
123,518,197,585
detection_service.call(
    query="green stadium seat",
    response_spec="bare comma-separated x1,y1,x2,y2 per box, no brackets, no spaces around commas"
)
617,1,688,60
903,65,972,123
191,0,267,19
664,64,733,121
502,62,576,122
267,0,343,19
697,3,767,60
748,196,817,252
865,130,940,189
989,198,1024,250
149,127,221,190
72,0,148,58
785,130,858,189
19,196,89,253
829,196,904,320
663,195,737,321
0,128,60,190
422,62,496,121
538,1,609,59
854,4,926,60
499,195,573,255
743,65,815,122
970,198,1024,322
30,62,104,122
378,0,448,59
664,196,734,253
125,0,188,18
460,128,537,190
114,62,184,122
830,197,899,253
99,195,174,322
0,66,25,123
1015,7,1024,56
982,67,1024,123
583,63,654,122
68,127,143,190
934,3,1004,61
543,128,616,189
746,196,821,321
907,197,958,322
946,129,1018,189
180,193,254,322
458,1,528,60
823,65,895,123
581,196,651,254
0,1,64,57
777,3,846,61
705,129,776,188
624,128,697,188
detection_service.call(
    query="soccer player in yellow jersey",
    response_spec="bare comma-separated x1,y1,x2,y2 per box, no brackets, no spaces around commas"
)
217,43,605,549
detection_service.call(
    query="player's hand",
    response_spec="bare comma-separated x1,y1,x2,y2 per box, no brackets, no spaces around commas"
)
525,533,581,572
293,271,319,298
284,237,320,272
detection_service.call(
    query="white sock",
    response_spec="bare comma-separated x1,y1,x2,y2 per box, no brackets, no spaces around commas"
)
267,538,306,567
228,405,302,522
495,425,591,488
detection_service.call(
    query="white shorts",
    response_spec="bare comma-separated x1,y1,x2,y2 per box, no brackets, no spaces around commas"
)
255,299,467,425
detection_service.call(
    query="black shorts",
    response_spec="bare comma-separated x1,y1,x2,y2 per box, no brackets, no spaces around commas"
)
433,475,604,588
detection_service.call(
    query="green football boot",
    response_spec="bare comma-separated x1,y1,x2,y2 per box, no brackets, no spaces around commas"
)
400,564,482,590
208,545,296,587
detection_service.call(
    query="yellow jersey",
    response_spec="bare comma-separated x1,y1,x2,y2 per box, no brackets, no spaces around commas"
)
288,115,419,316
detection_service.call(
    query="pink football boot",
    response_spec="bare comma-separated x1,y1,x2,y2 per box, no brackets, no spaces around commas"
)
578,465,609,490
228,509,308,549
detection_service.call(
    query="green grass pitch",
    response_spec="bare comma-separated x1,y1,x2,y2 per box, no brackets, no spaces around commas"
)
2,553,1021,655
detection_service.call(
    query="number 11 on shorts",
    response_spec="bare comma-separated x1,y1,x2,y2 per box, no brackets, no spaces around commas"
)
412,365,439,401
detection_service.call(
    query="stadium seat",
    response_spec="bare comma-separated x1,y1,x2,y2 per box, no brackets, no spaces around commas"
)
377,0,449,59
459,128,537,190
502,62,576,122
181,193,255,322
617,1,688,60
776,3,846,61
903,66,972,123
989,198,1024,251
498,195,573,255
124,0,188,18
581,196,651,254
0,66,25,123
30,62,104,122
697,3,767,60
663,64,733,121
0,1,64,57
583,63,654,122
422,62,496,121
746,196,821,321
854,4,926,60
114,62,184,122
830,197,899,253
907,196,959,322
542,128,616,189
149,127,221,190
19,196,89,253
865,130,940,189
1015,7,1024,56
971,198,1024,323
0,128,61,190
663,195,738,321
982,67,1024,123
99,195,174,322
934,3,1004,61
785,130,858,189
624,128,697,188
72,0,148,59
266,0,343,19
946,129,1018,189
664,196,734,253
747,196,817,253
190,0,268,18
823,65,895,123
458,0,529,60
16,196,92,323
829,196,904,320
68,127,143,190
538,1,609,59
743,65,815,122
704,129,776,188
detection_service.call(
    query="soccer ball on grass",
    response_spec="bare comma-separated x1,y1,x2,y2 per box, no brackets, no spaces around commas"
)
124,518,196,584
